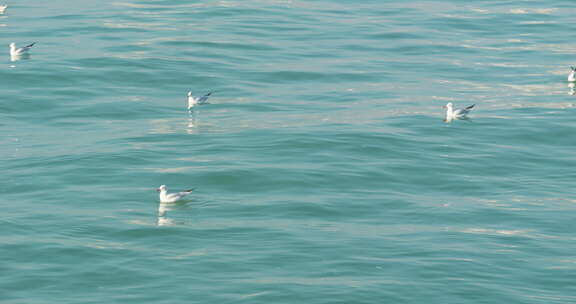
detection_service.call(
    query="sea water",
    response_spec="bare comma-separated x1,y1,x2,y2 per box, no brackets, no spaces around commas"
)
1,1,575,303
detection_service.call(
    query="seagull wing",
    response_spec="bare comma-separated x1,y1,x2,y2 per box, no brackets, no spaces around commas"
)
172,189,195,200
177,189,194,196
455,104,475,116
197,92,212,105
15,42,36,55
23,42,36,49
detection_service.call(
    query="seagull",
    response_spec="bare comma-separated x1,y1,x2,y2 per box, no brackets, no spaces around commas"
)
10,42,36,57
157,185,195,203
444,102,475,120
0,5,7,14
568,67,576,82
187,91,212,110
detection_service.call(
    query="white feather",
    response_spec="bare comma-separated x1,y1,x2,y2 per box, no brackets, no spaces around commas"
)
445,102,475,121
187,91,212,110
10,42,35,57
157,185,194,203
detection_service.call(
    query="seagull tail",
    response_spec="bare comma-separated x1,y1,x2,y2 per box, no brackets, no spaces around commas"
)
26,42,36,48
185,188,196,193
465,104,475,110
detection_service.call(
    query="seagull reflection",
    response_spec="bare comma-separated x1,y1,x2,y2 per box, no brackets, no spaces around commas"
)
569,82,575,96
156,199,203,227
10,53,30,62
187,111,197,128
157,203,174,226
157,216,174,226
444,116,472,123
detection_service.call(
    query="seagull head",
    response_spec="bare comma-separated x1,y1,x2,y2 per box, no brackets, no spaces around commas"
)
9,42,15,49
187,91,192,97
157,185,167,192
443,102,453,109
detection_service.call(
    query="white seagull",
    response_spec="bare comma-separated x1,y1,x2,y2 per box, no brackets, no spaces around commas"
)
0,5,7,14
157,185,195,203
444,102,475,121
568,67,576,82
187,91,212,110
10,42,36,57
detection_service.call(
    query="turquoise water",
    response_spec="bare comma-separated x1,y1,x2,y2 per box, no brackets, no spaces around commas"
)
2,1,576,302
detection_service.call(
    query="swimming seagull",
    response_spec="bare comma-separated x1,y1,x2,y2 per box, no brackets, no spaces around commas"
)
10,42,36,57
568,66,576,82
157,184,195,203
444,102,475,121
187,91,212,110
0,5,7,14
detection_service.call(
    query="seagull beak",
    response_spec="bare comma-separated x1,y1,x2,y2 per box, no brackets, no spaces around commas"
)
156,188,161,192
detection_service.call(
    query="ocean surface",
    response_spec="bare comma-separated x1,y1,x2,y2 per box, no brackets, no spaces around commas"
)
2,0,575,303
